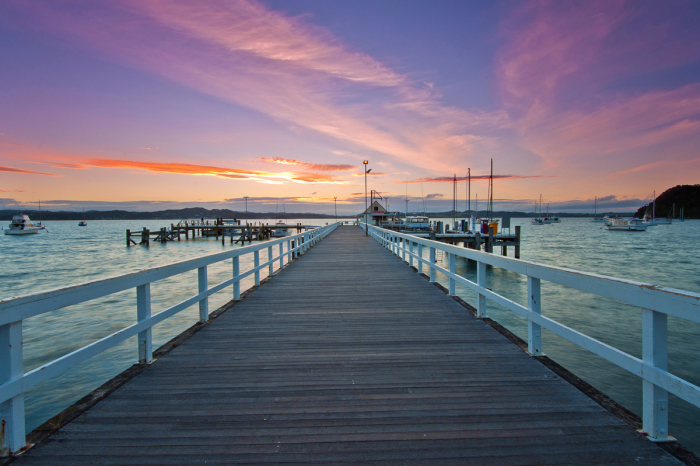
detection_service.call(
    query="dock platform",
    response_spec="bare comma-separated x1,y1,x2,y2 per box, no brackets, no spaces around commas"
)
14,227,679,464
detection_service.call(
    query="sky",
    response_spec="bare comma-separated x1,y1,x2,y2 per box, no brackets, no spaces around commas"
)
1,0,699,214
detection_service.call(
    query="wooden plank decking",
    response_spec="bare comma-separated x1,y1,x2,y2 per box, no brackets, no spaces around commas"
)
16,226,679,465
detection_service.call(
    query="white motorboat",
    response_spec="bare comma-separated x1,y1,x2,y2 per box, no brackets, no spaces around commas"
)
4,214,46,235
605,218,647,231
271,220,290,237
405,216,430,231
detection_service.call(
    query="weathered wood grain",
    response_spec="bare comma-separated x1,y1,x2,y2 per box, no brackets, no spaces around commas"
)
16,227,680,465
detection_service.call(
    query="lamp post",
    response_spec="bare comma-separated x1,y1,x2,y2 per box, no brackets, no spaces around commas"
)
363,161,370,236
334,197,337,224
243,196,249,225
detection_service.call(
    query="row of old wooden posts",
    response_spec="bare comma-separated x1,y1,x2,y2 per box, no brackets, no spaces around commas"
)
126,219,306,246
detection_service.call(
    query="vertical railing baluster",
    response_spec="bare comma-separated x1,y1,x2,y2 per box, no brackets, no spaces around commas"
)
527,276,541,355
448,252,455,296
409,241,414,268
429,247,436,282
476,260,486,317
0,320,25,456
198,266,208,323
233,255,240,299
268,245,273,277
254,250,260,286
418,243,423,274
642,308,669,441
287,239,292,263
402,237,406,262
137,284,153,364
279,242,284,269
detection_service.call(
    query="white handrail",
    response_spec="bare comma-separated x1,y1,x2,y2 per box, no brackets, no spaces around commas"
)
0,223,338,456
362,222,700,443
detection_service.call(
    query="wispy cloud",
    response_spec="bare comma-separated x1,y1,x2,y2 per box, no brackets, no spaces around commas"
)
11,0,508,173
258,157,356,171
400,174,545,183
0,165,59,176
497,1,700,168
77,158,348,184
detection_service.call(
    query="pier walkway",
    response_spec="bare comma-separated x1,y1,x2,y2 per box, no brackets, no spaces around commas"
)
15,227,678,465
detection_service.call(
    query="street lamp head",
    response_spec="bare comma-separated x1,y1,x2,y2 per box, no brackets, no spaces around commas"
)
367,169,372,174
363,160,368,165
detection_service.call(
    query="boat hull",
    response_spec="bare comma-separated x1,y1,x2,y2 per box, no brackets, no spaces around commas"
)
4,227,43,235
606,225,647,231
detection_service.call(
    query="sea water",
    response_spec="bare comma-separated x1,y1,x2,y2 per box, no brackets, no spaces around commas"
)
1,218,698,454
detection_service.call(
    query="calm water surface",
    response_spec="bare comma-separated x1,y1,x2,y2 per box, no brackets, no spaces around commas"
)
1,218,698,454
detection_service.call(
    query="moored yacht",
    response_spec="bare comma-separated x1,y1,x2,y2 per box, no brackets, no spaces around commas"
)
4,214,46,235
271,220,290,237
605,218,647,231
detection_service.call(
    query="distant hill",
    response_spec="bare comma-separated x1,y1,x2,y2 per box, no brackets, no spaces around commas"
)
0,207,352,221
634,185,699,219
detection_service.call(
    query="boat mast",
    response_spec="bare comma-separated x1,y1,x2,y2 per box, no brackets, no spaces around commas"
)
467,168,471,216
452,174,456,228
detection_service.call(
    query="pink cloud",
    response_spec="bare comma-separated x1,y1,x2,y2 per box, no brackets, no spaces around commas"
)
0,165,59,177
258,157,356,172
496,1,700,170
9,0,508,173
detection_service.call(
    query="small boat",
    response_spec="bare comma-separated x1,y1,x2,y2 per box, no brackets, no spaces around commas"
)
405,216,430,231
591,197,605,222
4,214,46,235
79,208,88,226
271,220,290,237
531,195,546,225
605,218,647,231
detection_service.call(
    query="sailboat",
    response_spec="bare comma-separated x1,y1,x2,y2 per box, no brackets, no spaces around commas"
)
79,208,88,226
592,196,605,222
643,192,660,226
678,207,686,222
271,200,290,237
531,195,545,225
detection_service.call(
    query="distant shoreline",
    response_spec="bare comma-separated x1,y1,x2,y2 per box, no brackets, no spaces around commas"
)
2,208,640,222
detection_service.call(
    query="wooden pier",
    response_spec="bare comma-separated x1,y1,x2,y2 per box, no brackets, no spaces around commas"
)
419,225,521,257
12,227,681,465
126,220,314,246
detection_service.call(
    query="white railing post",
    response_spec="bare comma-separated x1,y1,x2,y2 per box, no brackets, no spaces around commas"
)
254,250,260,286
527,276,542,356
287,239,292,263
409,241,414,268
417,243,423,274
136,284,153,364
268,245,273,277
0,320,25,456
198,266,208,323
279,242,284,268
429,247,436,282
642,308,669,441
233,256,240,299
402,238,406,262
476,260,486,317
448,252,456,296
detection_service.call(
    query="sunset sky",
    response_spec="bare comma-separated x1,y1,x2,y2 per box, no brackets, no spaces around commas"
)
1,0,699,214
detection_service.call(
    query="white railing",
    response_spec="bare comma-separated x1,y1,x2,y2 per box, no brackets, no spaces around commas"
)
0,223,338,455
364,223,700,442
